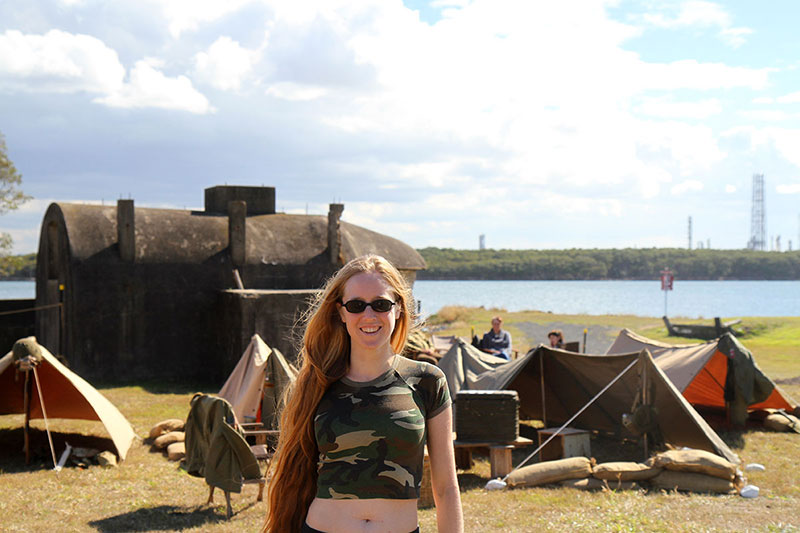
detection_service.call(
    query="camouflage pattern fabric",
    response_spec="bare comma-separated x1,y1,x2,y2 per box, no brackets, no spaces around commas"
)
314,355,450,499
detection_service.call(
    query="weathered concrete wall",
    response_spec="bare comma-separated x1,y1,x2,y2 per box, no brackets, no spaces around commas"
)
0,299,36,354
220,289,319,371
33,187,425,384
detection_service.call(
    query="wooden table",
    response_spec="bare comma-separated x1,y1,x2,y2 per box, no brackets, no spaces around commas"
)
453,436,533,478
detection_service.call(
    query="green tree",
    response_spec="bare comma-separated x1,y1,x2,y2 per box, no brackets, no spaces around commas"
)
1,131,31,276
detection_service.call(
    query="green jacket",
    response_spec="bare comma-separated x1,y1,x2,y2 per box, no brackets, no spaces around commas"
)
184,393,262,493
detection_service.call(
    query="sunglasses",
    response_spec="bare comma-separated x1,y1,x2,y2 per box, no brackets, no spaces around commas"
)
340,298,397,314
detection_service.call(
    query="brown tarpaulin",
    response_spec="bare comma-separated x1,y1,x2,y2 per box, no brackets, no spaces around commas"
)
0,338,136,460
439,343,739,463
218,334,296,428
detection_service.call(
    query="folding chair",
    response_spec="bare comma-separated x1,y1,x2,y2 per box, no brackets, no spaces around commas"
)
184,393,274,518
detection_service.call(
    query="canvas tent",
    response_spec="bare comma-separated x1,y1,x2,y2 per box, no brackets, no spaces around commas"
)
440,343,738,463
438,339,514,400
0,337,136,461
218,334,297,428
606,329,796,425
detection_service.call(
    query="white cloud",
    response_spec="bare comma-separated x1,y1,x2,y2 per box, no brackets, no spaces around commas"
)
266,82,328,101
194,36,259,91
752,96,774,104
638,1,752,48
636,97,722,119
644,1,730,28
739,110,792,122
719,27,752,48
638,60,769,91
777,91,800,104
95,59,213,113
671,179,704,195
776,184,800,194
147,0,255,38
0,29,125,94
722,126,800,169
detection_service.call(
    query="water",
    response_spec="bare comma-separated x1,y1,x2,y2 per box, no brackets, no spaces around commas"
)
412,280,800,318
3,279,799,318
0,280,35,300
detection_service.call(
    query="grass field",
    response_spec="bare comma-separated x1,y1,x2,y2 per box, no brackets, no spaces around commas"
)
1,310,799,532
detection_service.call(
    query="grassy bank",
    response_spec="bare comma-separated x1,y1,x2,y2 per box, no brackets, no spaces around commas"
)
1,311,798,532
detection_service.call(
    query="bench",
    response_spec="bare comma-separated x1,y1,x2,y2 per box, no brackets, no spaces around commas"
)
453,436,533,478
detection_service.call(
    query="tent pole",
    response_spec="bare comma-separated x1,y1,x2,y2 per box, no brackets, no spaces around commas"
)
32,366,59,469
23,369,32,464
641,354,648,460
539,353,547,427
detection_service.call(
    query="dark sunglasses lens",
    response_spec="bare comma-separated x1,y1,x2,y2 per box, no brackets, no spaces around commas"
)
370,299,394,312
344,300,368,313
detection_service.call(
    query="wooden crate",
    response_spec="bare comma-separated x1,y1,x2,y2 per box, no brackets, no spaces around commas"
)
537,427,591,462
455,390,518,442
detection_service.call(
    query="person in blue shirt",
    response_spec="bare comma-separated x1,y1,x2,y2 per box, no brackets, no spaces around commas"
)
480,316,512,360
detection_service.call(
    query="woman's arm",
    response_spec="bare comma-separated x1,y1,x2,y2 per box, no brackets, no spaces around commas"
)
427,406,464,533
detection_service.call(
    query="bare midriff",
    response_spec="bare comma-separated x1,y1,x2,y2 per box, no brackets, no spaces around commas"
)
305,497,419,533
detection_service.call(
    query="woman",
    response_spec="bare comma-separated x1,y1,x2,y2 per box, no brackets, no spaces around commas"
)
264,255,463,533
547,329,564,349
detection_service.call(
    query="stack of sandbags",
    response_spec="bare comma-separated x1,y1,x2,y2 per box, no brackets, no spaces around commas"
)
149,419,186,461
560,478,638,491
650,449,739,494
578,460,662,491
507,457,594,488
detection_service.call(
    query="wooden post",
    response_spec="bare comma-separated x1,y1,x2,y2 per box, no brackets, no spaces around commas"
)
489,445,514,478
539,353,547,427
23,370,32,464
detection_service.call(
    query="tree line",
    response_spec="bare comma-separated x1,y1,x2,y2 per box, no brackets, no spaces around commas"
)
3,248,799,281
416,247,800,280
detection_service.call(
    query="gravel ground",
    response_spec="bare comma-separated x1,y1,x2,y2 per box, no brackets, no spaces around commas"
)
514,321,621,354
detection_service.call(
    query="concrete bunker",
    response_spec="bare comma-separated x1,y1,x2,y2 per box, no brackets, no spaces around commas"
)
34,186,425,382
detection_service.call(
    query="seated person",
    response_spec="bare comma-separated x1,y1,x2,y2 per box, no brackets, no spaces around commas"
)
480,316,512,360
547,329,564,349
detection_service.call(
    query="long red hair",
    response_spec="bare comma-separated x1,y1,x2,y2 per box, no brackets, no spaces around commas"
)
263,255,413,532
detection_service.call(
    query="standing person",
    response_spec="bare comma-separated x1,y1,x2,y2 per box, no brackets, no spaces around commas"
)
264,255,463,533
547,329,565,349
480,316,512,360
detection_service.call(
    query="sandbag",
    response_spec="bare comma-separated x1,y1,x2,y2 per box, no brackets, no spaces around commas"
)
592,461,662,481
507,457,593,487
149,419,185,440
649,470,736,494
764,412,800,433
654,449,736,480
154,430,185,449
560,477,638,491
97,451,118,467
167,442,186,461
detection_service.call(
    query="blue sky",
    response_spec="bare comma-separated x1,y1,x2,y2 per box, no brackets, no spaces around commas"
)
1,0,799,254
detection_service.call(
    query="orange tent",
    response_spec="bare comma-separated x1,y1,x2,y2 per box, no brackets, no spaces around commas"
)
606,329,795,425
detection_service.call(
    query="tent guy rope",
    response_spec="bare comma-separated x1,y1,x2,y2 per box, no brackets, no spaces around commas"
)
485,358,639,490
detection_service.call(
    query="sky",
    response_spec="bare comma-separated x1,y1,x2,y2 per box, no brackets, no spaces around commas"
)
1,0,800,254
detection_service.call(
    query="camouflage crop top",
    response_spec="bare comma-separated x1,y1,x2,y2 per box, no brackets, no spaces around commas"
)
314,355,451,500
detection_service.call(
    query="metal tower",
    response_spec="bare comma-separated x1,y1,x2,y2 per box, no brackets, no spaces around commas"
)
687,216,692,250
749,173,766,251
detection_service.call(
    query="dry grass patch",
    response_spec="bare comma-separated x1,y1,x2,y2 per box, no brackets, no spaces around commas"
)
2,312,799,532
